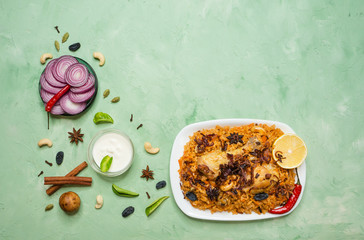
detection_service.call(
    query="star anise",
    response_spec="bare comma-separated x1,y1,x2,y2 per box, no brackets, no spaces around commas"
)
68,128,84,145
141,165,154,181
227,133,244,144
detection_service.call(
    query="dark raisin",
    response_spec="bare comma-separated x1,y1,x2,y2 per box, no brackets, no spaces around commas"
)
56,151,64,165
186,191,197,201
122,206,134,217
69,43,81,52
156,180,166,190
254,192,268,201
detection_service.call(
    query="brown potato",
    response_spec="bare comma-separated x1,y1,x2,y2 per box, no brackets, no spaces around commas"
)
59,191,81,214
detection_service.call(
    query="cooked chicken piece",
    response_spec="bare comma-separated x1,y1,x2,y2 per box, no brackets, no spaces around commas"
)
249,165,279,194
197,151,228,179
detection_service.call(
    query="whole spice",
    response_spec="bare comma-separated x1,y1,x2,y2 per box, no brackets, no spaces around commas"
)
55,40,60,52
122,206,135,218
56,151,64,165
69,43,81,52
100,155,113,172
111,97,120,103
38,171,44,177
269,184,302,214
103,89,110,98
54,26,60,33
68,128,84,145
137,124,143,130
62,32,69,43
44,176,92,186
45,160,53,167
93,112,114,124
130,114,133,122
45,204,54,211
112,184,139,197
140,165,154,181
46,161,88,196
146,192,151,199
269,169,302,214
145,196,169,217
45,85,70,112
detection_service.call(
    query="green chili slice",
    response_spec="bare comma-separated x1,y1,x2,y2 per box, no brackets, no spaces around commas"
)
112,184,139,197
100,155,113,172
93,112,114,124
145,196,169,217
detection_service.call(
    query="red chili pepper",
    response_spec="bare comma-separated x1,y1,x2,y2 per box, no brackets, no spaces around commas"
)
269,184,302,214
45,85,70,112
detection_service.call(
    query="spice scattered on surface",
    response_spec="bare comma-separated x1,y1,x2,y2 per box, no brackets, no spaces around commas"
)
146,192,150,199
103,89,110,98
137,124,143,130
45,204,54,211
45,160,53,167
54,26,60,33
69,42,81,52
55,40,60,52
38,171,44,177
130,114,133,122
62,32,69,43
68,128,84,145
56,151,64,165
111,97,120,103
140,165,154,181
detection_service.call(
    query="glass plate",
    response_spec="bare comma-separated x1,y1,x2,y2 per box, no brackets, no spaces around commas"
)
169,119,306,221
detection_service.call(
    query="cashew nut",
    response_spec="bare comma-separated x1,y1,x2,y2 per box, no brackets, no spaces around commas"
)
144,142,160,154
95,194,103,209
38,138,53,148
40,53,53,64
93,52,105,66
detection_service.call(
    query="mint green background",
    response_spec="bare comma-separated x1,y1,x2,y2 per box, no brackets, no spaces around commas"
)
0,0,363,239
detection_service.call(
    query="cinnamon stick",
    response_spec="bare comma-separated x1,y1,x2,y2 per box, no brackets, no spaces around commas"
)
44,176,92,185
46,161,88,196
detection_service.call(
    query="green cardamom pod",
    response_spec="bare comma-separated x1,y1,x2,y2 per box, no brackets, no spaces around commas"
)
45,204,54,211
111,97,120,103
54,40,60,52
62,32,69,43
103,89,110,98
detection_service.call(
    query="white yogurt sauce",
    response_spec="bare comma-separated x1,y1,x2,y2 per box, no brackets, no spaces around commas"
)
92,132,133,173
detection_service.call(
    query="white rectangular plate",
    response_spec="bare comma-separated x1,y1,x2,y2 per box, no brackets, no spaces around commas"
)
169,119,306,221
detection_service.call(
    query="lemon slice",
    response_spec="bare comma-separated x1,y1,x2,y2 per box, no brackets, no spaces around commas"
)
272,134,307,169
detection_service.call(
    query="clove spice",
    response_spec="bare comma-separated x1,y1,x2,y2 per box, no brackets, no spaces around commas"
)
38,171,44,177
137,124,143,130
54,26,60,33
146,192,150,199
45,160,53,167
130,114,133,122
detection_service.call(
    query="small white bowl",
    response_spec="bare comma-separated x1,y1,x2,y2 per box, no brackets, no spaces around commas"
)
87,128,134,177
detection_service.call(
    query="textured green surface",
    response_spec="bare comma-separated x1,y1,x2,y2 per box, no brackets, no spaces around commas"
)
0,0,363,239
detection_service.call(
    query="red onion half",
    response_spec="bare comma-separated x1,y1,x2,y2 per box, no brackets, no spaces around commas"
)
52,55,78,83
44,59,67,88
65,63,89,87
59,93,86,115
70,74,95,93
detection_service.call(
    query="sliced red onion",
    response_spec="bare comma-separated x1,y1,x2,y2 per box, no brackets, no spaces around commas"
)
52,55,78,83
70,74,95,93
44,59,67,88
40,74,63,94
44,103,64,115
68,87,95,103
59,93,86,115
65,63,89,87
40,88,55,103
